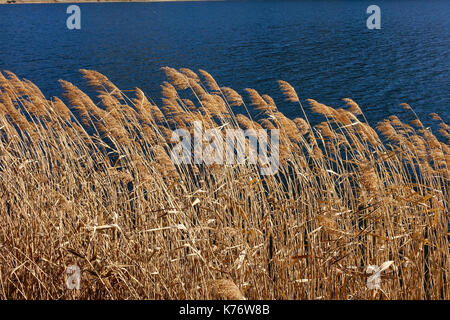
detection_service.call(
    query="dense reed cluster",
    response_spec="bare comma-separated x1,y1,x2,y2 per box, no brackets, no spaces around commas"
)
0,67,448,299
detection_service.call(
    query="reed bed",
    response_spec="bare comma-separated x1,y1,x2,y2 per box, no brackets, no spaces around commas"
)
0,67,448,299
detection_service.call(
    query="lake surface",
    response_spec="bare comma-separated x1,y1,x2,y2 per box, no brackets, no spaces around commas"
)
0,0,449,128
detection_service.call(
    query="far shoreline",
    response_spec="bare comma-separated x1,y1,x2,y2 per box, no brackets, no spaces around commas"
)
2,0,222,4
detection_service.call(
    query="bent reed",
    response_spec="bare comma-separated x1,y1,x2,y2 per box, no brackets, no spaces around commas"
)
0,67,448,299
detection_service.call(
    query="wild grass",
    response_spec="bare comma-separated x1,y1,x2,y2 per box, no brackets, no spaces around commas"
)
0,67,448,299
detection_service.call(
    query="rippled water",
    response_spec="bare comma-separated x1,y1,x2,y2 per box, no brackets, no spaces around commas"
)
0,0,449,127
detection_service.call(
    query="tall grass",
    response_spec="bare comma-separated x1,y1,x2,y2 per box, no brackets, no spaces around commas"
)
0,67,448,299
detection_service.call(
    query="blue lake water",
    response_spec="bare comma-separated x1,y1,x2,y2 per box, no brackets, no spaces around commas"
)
0,0,449,128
